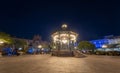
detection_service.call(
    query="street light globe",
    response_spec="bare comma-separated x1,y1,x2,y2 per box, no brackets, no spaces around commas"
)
102,45,107,48
0,41,4,44
38,45,42,48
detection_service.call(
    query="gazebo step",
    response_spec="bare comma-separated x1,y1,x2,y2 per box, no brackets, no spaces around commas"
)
51,51,74,57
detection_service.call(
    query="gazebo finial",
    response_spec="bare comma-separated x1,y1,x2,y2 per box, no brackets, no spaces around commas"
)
61,24,67,29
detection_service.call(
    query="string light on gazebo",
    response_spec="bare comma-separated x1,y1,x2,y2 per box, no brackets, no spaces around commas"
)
51,24,78,52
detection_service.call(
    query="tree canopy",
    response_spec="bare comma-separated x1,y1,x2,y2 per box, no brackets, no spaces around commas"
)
78,41,96,51
0,32,13,45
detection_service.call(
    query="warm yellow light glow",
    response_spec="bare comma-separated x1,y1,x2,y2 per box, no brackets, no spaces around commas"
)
52,33,77,43
38,45,42,48
62,39,68,44
102,45,107,48
74,47,77,49
53,46,56,49
62,24,67,28
53,35,59,43
60,34,68,37
0,41,4,44
70,34,76,41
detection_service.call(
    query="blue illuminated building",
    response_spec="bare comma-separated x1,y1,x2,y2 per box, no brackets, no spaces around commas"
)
90,35,120,49
90,39,109,48
2,47,12,56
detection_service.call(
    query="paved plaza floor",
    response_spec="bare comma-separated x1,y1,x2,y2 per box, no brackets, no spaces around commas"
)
0,55,120,73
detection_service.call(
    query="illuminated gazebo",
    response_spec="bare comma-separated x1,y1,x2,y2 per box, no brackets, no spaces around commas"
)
51,24,78,56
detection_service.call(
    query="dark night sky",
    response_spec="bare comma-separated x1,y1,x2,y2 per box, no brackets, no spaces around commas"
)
0,0,120,41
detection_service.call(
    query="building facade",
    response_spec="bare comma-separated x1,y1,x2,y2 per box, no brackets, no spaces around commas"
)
90,35,120,49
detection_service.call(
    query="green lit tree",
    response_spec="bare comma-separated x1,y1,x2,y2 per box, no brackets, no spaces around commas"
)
78,41,96,53
0,32,14,51
0,32,13,44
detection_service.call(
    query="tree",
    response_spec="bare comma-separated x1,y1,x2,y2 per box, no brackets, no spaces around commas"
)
78,41,96,53
0,32,14,45
0,32,14,52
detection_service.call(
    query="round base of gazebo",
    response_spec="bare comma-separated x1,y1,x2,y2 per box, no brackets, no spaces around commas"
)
51,50,74,57
51,50,86,58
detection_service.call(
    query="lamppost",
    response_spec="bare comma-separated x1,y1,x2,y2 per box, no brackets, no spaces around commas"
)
38,45,42,49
